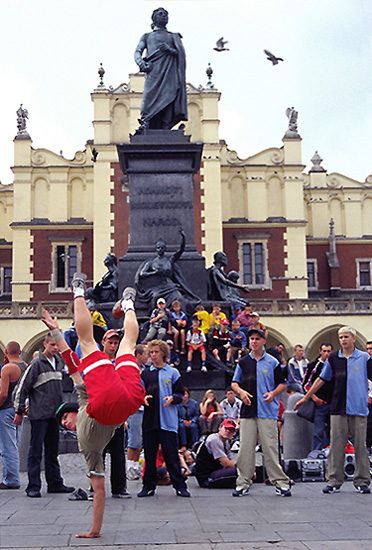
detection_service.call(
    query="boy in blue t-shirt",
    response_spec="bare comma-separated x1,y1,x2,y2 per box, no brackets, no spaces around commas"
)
169,300,187,353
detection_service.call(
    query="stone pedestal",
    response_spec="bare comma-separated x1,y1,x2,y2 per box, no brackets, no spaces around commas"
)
116,130,207,308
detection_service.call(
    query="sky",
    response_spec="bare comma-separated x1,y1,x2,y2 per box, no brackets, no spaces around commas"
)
0,0,371,185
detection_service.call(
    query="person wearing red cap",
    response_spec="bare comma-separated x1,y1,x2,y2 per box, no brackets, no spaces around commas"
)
195,418,238,488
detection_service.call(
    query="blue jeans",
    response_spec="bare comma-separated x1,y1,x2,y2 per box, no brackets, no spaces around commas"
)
178,421,199,447
0,407,22,487
312,403,331,450
27,418,64,493
127,409,143,449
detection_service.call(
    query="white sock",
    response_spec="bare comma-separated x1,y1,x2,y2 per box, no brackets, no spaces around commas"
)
127,460,134,470
73,289,85,299
122,299,134,313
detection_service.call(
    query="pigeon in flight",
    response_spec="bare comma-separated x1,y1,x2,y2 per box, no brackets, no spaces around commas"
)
264,49,283,65
214,38,229,52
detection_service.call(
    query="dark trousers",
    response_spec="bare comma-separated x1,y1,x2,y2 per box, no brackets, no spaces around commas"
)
143,429,186,491
103,424,127,495
178,422,199,447
312,403,331,450
27,418,64,493
200,466,237,489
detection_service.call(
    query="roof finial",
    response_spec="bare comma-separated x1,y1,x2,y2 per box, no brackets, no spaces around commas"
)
98,63,105,88
206,62,214,89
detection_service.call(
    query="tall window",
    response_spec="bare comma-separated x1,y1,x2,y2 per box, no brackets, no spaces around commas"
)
356,259,372,289
238,237,270,289
307,260,318,289
50,240,83,292
0,265,12,296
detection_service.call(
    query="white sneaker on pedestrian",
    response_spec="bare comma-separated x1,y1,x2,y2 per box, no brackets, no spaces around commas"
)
186,366,192,372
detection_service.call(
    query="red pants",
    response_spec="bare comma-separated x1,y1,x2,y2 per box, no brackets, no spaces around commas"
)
79,350,145,426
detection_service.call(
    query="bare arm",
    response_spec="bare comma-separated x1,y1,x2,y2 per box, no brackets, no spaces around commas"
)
0,368,10,407
263,383,286,403
219,456,236,468
76,474,105,538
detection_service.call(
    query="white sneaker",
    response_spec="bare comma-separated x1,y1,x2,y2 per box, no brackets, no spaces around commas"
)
186,366,192,372
201,366,207,372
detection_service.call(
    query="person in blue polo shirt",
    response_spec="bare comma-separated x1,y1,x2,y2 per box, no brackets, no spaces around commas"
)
138,340,190,498
231,327,291,497
295,326,372,494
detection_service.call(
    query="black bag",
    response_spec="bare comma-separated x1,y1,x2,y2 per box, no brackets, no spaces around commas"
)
296,398,316,422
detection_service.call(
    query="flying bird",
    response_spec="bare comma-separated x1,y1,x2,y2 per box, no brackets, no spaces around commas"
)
214,38,229,52
264,49,283,65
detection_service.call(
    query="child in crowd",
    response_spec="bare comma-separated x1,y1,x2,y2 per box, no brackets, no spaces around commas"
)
186,318,207,372
166,339,180,368
193,304,210,335
229,319,247,365
169,300,187,353
144,297,170,342
211,318,231,364
250,312,268,339
229,304,242,325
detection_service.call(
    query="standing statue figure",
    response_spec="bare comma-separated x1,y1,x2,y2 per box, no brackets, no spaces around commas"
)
16,104,29,136
285,107,298,133
135,229,200,313
86,253,119,305
134,7,188,132
207,252,249,306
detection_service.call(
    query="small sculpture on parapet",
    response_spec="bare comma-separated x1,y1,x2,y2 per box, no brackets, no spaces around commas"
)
207,251,249,306
86,253,119,305
16,104,30,138
134,7,188,132
283,106,301,139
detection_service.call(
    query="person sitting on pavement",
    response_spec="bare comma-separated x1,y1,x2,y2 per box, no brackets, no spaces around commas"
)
198,389,224,436
44,276,145,538
195,418,238,488
177,387,200,451
219,386,242,425
186,318,207,372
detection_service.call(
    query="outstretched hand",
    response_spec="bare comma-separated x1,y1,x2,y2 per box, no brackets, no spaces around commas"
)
41,308,59,331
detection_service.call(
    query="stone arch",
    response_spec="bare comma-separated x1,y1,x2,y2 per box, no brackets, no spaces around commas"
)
306,323,366,359
265,327,292,361
69,177,85,219
22,330,49,363
185,102,202,141
362,196,372,236
329,198,343,236
33,177,49,219
111,103,129,143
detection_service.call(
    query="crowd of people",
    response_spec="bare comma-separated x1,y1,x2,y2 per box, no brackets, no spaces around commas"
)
1,279,372,539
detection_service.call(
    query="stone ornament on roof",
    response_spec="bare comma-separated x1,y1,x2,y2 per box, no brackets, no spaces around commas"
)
283,106,301,139
310,151,326,172
16,104,30,139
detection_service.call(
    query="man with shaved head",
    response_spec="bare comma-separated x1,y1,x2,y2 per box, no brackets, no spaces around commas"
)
0,342,27,489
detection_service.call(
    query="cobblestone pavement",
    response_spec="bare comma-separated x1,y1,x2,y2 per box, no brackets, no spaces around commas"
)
1,454,372,550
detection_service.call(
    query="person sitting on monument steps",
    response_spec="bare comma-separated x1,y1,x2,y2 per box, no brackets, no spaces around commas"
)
144,297,171,342
198,389,224,436
134,229,200,314
169,299,187,353
295,326,372,495
42,278,145,538
186,318,207,372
